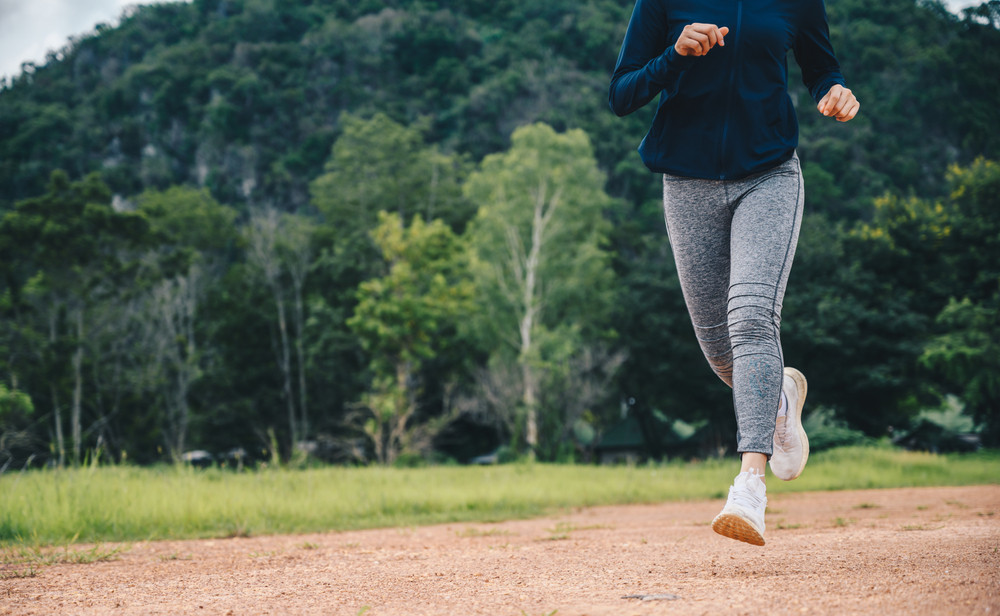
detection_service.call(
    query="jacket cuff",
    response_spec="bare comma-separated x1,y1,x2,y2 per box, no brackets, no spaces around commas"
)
812,74,846,104
663,46,697,72
651,45,696,83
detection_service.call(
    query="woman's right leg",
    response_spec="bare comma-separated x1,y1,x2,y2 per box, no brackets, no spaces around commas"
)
661,175,735,386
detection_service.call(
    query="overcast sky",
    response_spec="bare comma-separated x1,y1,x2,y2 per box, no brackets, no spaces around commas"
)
0,0,186,81
0,0,988,82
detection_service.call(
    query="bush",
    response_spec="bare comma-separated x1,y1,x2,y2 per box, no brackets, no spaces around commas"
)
892,396,981,453
802,407,872,452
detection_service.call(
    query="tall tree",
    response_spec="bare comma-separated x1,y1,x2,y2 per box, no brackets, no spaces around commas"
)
919,158,1000,444
464,123,616,456
133,186,236,459
347,212,473,464
310,112,471,236
143,266,205,460
244,207,316,451
0,171,145,465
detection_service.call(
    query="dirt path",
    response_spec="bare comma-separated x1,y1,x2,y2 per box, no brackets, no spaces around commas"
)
2,485,998,615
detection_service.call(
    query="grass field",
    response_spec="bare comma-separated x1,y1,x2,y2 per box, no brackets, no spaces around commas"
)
1,446,997,546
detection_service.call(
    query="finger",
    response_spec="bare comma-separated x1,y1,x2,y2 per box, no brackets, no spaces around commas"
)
828,94,847,117
817,92,832,115
821,86,845,116
838,100,861,122
688,31,710,55
692,29,713,55
835,98,858,121
718,26,729,45
705,28,718,51
831,89,853,116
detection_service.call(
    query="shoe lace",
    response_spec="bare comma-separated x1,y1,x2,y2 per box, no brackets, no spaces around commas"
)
730,476,766,511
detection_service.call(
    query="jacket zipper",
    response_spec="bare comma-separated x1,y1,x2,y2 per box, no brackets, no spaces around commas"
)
718,0,743,179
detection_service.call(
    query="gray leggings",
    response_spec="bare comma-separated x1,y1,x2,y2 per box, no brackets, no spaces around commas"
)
662,154,803,455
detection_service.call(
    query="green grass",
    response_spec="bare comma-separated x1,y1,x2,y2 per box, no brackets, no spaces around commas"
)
0,446,996,546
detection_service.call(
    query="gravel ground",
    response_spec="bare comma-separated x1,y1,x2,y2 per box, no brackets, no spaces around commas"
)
2,484,998,615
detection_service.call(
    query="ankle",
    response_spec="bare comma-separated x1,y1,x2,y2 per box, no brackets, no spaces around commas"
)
740,452,768,485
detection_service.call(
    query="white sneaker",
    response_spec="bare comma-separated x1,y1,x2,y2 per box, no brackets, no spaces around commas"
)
711,471,767,546
769,367,809,481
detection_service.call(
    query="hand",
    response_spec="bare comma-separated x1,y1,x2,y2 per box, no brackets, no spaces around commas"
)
674,24,730,57
817,85,860,122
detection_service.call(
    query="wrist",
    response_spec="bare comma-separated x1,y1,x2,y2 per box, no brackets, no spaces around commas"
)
665,46,697,69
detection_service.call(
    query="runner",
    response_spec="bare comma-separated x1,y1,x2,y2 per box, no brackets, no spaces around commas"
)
609,0,860,545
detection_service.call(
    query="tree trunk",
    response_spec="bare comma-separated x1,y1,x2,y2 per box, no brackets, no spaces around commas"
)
247,207,307,456
48,310,65,467
515,181,558,454
273,291,297,451
51,384,65,468
522,360,538,453
71,307,84,466
291,275,308,444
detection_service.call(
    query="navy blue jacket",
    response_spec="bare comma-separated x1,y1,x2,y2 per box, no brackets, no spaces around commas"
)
609,0,845,180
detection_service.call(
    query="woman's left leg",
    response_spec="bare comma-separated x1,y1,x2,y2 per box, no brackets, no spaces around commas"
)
711,155,805,546
727,156,804,457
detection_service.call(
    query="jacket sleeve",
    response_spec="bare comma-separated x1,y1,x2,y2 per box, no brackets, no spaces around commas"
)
609,0,695,117
793,0,846,104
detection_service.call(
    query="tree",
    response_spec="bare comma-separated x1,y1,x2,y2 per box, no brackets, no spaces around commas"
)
0,171,146,465
347,212,473,464
310,112,471,238
464,123,617,457
142,266,205,460
919,158,1000,445
921,298,1000,445
784,158,1000,438
132,186,237,460
244,207,316,451
0,383,34,472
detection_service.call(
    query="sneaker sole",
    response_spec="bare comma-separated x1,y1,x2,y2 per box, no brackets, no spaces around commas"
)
712,512,765,546
782,367,810,480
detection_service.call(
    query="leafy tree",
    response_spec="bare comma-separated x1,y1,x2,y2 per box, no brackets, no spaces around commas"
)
244,207,316,451
0,383,34,471
347,212,473,464
922,298,1000,444
310,112,471,235
131,186,237,460
309,111,472,317
919,158,1000,444
787,158,1000,438
0,171,146,465
464,123,617,457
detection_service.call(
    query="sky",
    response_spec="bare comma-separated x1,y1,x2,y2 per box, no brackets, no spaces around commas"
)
0,0,187,81
0,0,988,82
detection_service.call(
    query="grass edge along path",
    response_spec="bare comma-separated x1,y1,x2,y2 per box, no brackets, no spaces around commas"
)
1,446,997,546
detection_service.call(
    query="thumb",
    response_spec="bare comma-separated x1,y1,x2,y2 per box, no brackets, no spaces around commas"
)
718,26,730,46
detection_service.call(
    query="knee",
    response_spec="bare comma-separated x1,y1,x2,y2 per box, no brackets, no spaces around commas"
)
693,322,734,385
728,311,779,352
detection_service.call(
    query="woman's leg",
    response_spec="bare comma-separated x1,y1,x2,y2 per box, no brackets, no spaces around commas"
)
727,157,804,456
661,175,734,386
710,157,804,546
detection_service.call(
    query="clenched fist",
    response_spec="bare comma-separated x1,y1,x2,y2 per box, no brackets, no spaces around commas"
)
674,23,730,57
817,85,860,122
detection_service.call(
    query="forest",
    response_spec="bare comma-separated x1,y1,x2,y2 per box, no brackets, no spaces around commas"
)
0,0,998,467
